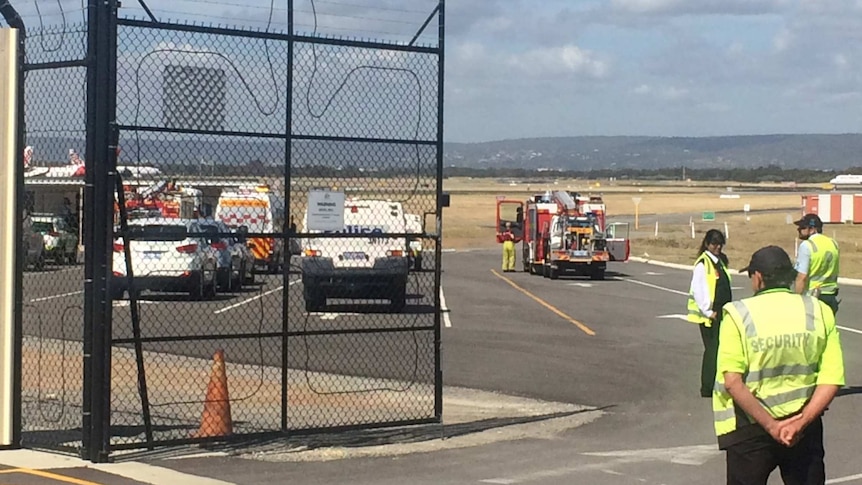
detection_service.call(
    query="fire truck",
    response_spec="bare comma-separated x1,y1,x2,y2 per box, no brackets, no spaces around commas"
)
497,191,629,280
122,181,203,220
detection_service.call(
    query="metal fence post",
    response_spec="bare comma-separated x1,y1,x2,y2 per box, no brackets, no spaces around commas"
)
83,0,118,463
434,0,445,421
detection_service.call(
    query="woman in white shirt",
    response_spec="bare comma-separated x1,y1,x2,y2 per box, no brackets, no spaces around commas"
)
687,229,732,398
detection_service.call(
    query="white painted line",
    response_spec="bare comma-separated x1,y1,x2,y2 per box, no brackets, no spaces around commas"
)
657,314,689,321
165,451,230,460
315,312,363,320
481,480,517,485
113,300,160,307
838,325,862,336
617,278,689,296
645,271,664,276
213,281,298,314
28,290,83,303
92,461,236,485
567,282,593,288
828,473,862,484
440,285,452,328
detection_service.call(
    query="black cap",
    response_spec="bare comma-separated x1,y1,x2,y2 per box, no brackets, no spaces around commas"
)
739,245,795,277
794,213,822,230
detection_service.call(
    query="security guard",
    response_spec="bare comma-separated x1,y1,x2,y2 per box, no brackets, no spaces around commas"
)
714,246,844,485
687,229,733,398
794,213,840,315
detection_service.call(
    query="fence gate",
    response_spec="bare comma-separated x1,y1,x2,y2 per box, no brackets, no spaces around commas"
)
5,0,444,460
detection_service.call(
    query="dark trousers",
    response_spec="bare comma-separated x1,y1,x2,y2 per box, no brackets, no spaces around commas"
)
725,417,825,485
818,293,839,316
699,322,720,397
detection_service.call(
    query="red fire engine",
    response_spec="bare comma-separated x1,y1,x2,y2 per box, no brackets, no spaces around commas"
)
496,191,629,280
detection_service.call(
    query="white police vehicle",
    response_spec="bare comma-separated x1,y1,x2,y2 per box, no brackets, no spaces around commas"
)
301,199,410,312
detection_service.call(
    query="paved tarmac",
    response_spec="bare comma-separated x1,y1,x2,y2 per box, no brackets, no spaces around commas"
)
5,248,861,484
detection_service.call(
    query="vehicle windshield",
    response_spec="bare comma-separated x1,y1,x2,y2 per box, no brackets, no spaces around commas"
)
32,222,54,233
127,224,188,241
568,217,592,228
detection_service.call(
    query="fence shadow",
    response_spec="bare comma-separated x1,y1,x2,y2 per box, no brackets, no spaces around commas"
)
113,406,609,461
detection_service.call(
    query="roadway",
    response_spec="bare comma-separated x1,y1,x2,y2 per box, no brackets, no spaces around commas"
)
16,250,862,484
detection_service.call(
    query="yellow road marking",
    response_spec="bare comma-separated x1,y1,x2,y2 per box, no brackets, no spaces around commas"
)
491,269,596,336
0,468,104,485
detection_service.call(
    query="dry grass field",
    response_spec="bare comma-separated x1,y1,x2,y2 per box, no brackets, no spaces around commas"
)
440,177,862,278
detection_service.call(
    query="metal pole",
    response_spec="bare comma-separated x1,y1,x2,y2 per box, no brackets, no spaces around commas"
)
81,0,98,460
281,0,294,433
83,0,118,463
433,0,445,421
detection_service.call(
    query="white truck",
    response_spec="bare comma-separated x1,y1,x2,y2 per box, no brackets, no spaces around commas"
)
301,199,411,312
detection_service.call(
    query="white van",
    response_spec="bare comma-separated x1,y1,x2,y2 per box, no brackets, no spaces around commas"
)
215,185,285,273
301,199,410,312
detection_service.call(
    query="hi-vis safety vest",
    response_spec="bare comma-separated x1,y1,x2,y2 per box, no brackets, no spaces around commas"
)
687,253,732,327
805,234,839,295
713,289,842,440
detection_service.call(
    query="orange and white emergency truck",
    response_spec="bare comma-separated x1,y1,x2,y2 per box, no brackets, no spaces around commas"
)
215,185,285,273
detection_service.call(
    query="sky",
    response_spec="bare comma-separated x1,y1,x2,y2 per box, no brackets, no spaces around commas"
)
8,0,862,143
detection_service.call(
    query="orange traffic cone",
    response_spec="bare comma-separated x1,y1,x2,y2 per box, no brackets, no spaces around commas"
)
193,349,233,438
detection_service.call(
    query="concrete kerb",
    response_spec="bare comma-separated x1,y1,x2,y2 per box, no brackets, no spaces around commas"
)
628,256,862,286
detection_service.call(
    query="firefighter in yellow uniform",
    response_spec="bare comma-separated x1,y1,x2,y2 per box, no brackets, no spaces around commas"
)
497,222,521,272
714,246,844,485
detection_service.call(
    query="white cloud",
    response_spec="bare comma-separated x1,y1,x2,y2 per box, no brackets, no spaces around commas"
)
632,84,651,95
455,42,487,63
773,28,792,52
611,0,789,16
630,83,689,100
699,102,731,113
833,54,849,69
507,45,608,79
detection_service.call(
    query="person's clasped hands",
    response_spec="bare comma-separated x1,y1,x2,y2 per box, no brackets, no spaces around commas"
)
764,414,806,447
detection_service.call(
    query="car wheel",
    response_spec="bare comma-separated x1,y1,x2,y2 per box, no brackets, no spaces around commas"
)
390,288,407,313
189,272,205,300
231,263,243,291
218,266,232,291
205,269,218,299
244,262,255,285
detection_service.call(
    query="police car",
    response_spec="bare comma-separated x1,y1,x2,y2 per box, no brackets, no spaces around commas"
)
300,199,410,312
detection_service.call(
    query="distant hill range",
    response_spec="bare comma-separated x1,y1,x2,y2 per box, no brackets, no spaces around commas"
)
444,134,862,171
25,133,862,172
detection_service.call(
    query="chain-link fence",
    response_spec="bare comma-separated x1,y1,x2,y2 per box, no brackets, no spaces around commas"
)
7,0,444,460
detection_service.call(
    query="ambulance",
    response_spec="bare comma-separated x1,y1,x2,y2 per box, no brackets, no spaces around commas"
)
215,185,285,273
301,198,410,312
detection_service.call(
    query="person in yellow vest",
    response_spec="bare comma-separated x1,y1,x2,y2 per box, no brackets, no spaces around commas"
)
714,246,844,484
497,221,521,272
687,229,733,398
794,213,840,315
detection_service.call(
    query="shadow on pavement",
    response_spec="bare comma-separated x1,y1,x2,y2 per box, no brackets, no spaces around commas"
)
113,406,612,461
